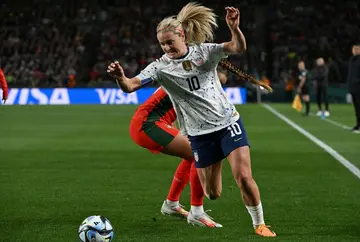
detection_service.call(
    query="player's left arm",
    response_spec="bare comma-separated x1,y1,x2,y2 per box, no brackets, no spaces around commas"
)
222,7,246,55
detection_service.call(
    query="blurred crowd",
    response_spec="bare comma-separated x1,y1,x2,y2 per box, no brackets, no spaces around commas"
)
0,0,85,87
0,0,359,88
269,0,360,84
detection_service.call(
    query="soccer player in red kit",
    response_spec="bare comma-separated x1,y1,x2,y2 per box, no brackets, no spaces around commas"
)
0,68,8,103
128,72,227,228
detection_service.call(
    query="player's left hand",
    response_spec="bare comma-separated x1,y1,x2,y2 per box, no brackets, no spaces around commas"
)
225,7,240,30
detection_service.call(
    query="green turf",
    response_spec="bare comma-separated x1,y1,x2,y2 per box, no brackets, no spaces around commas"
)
271,104,360,167
0,104,359,242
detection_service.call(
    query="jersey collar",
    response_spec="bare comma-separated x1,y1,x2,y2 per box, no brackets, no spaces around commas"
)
173,46,190,60
164,46,192,63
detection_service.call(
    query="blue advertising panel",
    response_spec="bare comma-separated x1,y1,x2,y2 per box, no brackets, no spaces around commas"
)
1,88,246,105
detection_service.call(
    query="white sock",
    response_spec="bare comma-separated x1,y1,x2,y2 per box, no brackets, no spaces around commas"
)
246,202,265,228
191,205,204,215
166,199,179,207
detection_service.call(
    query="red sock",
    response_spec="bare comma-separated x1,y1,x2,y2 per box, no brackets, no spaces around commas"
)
167,159,191,201
190,161,204,206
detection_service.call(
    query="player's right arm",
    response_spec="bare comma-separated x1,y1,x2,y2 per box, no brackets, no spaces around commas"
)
107,61,142,93
107,61,159,93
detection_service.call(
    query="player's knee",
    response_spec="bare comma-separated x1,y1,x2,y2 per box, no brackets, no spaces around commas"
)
206,192,221,200
205,188,222,200
235,175,254,188
209,193,221,200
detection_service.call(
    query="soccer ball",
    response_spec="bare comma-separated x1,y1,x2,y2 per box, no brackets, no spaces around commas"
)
78,215,114,242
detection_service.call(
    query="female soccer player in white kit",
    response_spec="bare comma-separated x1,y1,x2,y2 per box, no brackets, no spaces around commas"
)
108,3,276,237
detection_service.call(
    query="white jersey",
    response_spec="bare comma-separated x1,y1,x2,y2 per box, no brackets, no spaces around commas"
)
136,43,239,136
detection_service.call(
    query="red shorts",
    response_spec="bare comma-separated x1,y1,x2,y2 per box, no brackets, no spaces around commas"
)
129,118,180,154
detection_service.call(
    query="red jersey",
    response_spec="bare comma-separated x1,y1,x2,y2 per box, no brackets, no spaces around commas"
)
0,68,8,90
132,88,176,124
0,68,8,100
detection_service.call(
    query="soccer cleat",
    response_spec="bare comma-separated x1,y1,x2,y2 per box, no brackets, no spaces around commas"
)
160,200,189,218
255,224,276,237
351,125,360,133
187,210,223,228
316,110,323,116
324,111,330,117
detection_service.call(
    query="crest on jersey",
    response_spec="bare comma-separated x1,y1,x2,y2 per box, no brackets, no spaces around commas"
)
193,151,199,162
182,60,192,71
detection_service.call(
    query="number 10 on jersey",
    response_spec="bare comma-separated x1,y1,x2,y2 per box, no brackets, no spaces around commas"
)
228,123,242,137
186,76,200,91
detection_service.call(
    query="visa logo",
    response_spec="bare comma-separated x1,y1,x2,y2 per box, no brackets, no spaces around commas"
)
95,89,138,104
4,88,70,105
225,88,244,104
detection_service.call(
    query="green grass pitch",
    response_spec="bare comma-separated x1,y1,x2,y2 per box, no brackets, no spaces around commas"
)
0,104,359,242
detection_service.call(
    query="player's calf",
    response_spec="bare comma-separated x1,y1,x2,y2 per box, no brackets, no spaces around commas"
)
196,165,223,200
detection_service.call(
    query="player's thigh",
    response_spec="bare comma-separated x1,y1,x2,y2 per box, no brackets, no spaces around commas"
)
227,146,252,180
140,120,193,161
129,119,177,154
188,133,224,169
322,86,328,99
129,120,164,154
301,87,310,101
302,94,310,102
188,133,224,191
131,131,164,154
352,93,360,110
142,120,181,154
315,85,321,97
162,132,193,161
221,118,252,179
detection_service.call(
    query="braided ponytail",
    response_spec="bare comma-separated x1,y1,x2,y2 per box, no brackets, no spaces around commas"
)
219,59,273,92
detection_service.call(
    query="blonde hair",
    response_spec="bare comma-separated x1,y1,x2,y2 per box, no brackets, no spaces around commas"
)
156,2,218,45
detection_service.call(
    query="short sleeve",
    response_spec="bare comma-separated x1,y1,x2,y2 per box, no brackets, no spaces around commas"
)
136,61,161,85
201,43,228,63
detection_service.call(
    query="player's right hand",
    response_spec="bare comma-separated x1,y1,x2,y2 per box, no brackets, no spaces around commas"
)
225,7,240,30
107,61,125,80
